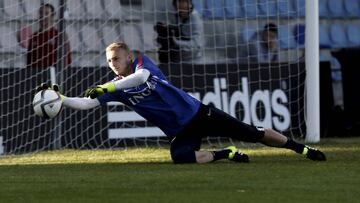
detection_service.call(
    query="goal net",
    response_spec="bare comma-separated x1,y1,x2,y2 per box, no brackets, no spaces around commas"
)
0,0,308,155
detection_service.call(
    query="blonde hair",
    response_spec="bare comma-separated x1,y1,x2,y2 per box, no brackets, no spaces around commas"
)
105,42,130,53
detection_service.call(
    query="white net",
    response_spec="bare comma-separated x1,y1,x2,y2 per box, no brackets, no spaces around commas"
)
0,0,311,155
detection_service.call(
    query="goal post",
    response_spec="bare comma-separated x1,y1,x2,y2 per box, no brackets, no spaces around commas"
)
305,0,320,143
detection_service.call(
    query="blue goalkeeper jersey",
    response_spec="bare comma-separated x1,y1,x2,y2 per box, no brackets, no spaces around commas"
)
97,55,201,138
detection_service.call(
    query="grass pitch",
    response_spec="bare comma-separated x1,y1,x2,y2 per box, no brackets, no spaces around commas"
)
0,137,360,203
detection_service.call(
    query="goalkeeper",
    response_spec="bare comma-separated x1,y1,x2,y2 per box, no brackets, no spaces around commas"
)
40,42,326,164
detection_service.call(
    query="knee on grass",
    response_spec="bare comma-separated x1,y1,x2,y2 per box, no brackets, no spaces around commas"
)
170,147,197,164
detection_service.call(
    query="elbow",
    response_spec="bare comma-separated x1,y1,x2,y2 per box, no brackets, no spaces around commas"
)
139,75,149,84
137,69,151,84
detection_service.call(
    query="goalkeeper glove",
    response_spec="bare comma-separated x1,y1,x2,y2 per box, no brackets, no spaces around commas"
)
35,83,65,102
35,82,50,92
84,82,116,99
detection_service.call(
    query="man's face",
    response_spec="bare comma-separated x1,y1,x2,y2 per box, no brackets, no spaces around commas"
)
176,1,191,20
39,6,53,29
106,49,132,76
262,30,277,50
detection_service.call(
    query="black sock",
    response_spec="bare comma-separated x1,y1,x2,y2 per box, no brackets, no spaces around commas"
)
212,149,232,161
283,139,305,154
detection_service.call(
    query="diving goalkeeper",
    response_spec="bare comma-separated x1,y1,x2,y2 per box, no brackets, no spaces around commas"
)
39,42,326,164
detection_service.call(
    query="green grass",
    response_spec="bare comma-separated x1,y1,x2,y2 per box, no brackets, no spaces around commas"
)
0,137,360,203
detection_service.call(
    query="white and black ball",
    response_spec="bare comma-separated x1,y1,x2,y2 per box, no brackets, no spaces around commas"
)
33,90,63,119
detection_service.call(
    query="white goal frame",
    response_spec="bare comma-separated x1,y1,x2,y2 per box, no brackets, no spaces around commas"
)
305,0,320,143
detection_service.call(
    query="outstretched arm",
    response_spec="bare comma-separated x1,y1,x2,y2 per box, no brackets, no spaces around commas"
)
35,83,101,110
63,97,100,110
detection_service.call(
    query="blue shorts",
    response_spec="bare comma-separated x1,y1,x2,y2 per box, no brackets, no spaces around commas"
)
170,104,265,164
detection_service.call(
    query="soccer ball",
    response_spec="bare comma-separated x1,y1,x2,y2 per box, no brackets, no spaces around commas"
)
33,89,63,118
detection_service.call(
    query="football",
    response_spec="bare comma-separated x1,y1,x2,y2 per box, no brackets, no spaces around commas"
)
33,89,63,118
